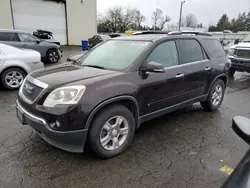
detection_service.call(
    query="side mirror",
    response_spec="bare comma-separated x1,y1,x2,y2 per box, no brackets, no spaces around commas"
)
142,61,165,73
232,116,250,145
36,39,41,44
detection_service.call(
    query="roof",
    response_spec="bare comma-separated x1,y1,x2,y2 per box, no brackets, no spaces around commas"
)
113,34,216,42
0,29,26,33
114,35,169,42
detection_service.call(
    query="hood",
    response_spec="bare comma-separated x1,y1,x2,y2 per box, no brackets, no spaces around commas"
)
230,42,250,49
41,39,60,46
30,64,118,87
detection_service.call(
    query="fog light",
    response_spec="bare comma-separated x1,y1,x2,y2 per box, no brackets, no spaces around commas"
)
49,120,60,129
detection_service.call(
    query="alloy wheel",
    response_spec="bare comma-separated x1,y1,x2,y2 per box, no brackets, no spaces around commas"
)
5,71,24,88
100,116,129,151
212,85,223,106
49,51,59,63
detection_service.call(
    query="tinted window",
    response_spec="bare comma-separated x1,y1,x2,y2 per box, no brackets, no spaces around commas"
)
18,33,37,42
0,32,19,41
178,39,204,64
202,39,226,58
146,41,179,68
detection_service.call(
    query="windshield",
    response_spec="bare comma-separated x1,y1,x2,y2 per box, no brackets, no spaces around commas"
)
80,40,150,70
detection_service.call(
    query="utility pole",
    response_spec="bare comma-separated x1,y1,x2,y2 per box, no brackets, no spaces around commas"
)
178,1,185,31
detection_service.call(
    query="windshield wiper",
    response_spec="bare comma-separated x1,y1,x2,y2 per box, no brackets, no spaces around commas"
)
83,65,106,70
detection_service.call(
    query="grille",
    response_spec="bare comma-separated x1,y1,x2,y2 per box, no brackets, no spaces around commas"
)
21,80,44,102
235,49,250,59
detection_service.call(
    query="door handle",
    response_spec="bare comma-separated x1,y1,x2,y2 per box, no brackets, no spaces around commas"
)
205,67,211,71
175,73,184,78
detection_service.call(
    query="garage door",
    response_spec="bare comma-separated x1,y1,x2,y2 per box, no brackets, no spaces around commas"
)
11,0,67,45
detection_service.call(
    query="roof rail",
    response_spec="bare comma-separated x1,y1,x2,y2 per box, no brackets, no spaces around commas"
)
168,31,212,37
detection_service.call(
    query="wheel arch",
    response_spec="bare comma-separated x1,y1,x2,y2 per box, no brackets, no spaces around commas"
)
0,66,28,78
85,96,140,130
208,74,227,94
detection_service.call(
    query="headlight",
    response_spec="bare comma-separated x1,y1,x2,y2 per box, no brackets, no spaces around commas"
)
43,85,86,108
228,48,235,56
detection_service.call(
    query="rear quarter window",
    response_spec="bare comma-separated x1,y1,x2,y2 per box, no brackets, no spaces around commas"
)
202,39,226,58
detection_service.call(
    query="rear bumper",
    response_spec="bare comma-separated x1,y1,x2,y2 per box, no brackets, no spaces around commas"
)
16,100,88,153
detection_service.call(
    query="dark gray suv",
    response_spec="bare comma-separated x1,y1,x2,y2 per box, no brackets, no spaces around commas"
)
0,29,62,63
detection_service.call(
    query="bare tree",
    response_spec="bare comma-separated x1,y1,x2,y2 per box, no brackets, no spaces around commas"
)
152,8,171,30
184,13,198,27
134,10,146,30
98,6,145,33
159,15,171,30
119,8,138,32
152,9,163,30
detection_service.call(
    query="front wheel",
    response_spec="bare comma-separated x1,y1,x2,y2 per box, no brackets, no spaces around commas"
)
46,49,60,63
88,105,135,158
1,68,26,90
201,79,225,111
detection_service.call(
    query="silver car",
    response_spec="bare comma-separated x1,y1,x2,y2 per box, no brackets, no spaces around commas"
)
0,43,44,89
0,29,62,63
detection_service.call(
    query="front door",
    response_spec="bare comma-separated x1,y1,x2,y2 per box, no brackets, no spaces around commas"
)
17,33,40,52
139,40,187,116
176,39,212,100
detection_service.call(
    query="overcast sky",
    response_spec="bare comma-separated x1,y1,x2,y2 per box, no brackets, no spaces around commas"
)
97,0,250,27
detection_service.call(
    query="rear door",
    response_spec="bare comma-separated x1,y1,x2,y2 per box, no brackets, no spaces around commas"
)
176,38,211,100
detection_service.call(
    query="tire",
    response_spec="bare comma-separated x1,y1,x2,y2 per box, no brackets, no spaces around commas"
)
228,68,235,77
88,104,135,158
46,49,60,63
200,79,225,111
1,68,26,90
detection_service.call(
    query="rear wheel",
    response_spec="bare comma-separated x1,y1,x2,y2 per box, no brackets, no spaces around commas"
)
1,68,26,90
88,105,135,158
46,49,60,63
201,79,225,111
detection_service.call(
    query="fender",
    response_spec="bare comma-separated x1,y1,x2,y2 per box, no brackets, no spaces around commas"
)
207,73,227,94
85,95,140,130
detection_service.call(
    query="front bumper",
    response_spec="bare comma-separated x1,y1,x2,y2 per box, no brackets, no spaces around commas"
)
229,56,250,72
16,100,88,153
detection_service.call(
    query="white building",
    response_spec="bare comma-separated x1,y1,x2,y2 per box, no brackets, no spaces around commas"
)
0,0,97,45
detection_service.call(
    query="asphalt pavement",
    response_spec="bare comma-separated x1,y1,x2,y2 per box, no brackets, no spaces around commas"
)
0,48,250,188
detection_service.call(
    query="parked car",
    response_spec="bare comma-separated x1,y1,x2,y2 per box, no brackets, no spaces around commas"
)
16,34,229,158
0,29,62,63
109,33,121,38
0,43,43,89
66,51,87,64
221,116,250,188
228,35,250,76
88,34,111,49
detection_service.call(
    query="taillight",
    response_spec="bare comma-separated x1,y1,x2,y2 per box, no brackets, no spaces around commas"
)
33,62,39,64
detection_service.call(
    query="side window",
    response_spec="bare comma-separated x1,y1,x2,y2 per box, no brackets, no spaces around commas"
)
0,32,19,41
18,33,36,42
146,41,179,68
202,39,226,58
178,39,204,64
